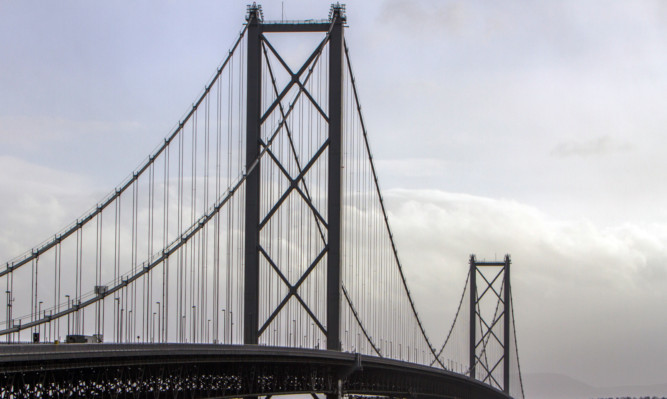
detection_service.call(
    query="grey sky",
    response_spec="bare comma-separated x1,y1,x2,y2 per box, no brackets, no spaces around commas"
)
2,1,667,396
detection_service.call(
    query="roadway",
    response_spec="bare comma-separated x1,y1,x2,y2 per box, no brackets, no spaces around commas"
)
0,344,510,398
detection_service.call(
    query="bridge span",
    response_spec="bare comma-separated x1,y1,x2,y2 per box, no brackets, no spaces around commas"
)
0,344,508,398
1,4,524,398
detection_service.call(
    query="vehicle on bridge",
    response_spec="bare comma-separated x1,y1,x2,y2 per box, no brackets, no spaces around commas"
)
0,3,524,398
65,334,103,344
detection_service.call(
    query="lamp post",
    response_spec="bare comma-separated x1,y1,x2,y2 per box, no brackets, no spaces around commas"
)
221,309,226,344
6,292,13,343
38,301,43,342
5,291,11,333
65,295,70,337
155,301,161,343
119,308,124,343
181,315,186,343
191,305,196,343
114,298,120,342
222,309,227,344
152,312,156,343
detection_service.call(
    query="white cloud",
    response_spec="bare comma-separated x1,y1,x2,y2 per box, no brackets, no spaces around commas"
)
551,135,633,158
375,158,448,178
2,0,667,391
0,156,100,260
383,188,667,387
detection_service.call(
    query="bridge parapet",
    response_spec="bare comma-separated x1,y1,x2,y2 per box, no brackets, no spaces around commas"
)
0,344,512,399
0,4,524,399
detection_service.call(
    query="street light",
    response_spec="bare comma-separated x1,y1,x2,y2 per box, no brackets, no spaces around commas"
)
152,312,156,343
65,295,71,337
191,305,196,343
5,291,14,343
292,319,296,347
221,309,226,344
50,310,55,342
155,301,161,342
38,301,43,343
114,298,120,342
4,291,11,326
119,308,124,343
181,315,186,343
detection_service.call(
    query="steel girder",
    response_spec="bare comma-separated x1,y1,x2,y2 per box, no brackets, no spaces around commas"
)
0,344,511,399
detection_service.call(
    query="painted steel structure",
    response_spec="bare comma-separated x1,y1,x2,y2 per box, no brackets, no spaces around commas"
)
243,4,345,351
0,4,524,399
469,255,512,394
0,344,509,398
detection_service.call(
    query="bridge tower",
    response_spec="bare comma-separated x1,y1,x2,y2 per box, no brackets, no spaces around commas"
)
469,254,512,394
244,3,346,351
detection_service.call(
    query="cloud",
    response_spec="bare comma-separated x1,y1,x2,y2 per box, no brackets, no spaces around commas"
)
383,188,667,387
375,158,448,178
0,156,100,260
2,0,667,391
378,0,467,36
3,160,665,388
0,115,143,148
551,135,633,158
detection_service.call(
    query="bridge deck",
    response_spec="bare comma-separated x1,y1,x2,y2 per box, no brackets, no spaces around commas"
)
0,344,510,399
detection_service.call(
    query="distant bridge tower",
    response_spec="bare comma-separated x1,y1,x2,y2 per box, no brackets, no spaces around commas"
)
469,254,512,394
244,3,346,352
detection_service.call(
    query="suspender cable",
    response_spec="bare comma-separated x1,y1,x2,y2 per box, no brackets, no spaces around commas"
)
344,40,445,369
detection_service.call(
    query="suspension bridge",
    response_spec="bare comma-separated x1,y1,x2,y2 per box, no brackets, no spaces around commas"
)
0,4,524,398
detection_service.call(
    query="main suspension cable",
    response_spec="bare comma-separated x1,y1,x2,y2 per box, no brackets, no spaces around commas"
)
343,39,445,370
1,24,249,279
342,284,382,357
511,291,525,399
430,268,470,367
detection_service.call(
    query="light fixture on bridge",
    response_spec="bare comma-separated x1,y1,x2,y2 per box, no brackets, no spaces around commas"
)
329,3,347,22
246,2,264,22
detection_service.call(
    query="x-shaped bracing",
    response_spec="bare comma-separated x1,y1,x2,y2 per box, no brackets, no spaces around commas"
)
254,31,334,340
474,268,506,389
260,35,330,124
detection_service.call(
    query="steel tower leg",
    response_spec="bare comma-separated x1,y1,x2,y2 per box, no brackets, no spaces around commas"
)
469,254,476,379
244,7,262,346
326,7,344,352
503,255,511,394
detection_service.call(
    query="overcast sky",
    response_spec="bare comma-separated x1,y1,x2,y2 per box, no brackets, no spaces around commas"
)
2,1,667,395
